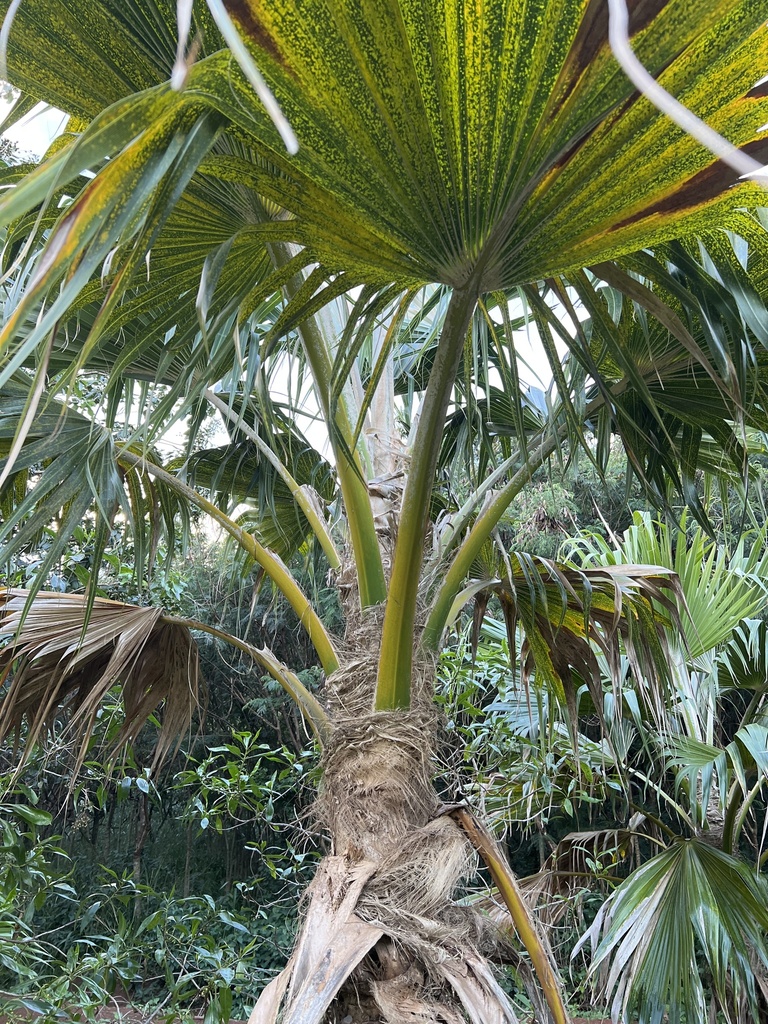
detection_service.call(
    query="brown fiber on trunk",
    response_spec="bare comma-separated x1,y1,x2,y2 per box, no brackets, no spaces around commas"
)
248,617,524,1024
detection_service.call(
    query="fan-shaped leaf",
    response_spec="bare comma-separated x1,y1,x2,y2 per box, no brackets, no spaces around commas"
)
0,588,199,773
582,838,768,1024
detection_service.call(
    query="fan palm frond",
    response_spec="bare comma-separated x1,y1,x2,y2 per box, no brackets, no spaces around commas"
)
439,552,681,733
0,378,190,597
579,837,768,1024
564,511,768,660
0,589,199,773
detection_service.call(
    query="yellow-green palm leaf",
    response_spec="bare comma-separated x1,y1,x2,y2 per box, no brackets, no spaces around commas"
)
212,0,768,287
0,0,766,300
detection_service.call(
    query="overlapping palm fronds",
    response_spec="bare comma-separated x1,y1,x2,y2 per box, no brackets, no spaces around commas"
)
437,551,681,730
0,378,191,601
566,511,768,660
546,513,768,1021
718,617,768,692
0,0,765,667
180,425,337,561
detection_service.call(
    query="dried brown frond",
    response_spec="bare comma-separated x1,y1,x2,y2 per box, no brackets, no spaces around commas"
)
514,819,653,930
0,589,199,774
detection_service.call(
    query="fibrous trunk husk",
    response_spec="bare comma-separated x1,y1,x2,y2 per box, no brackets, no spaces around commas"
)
249,629,521,1024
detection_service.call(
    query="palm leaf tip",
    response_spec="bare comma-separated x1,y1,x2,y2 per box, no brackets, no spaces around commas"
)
0,589,200,773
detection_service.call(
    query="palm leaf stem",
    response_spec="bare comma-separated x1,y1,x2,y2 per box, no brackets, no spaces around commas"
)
722,780,743,855
629,767,696,832
422,429,562,650
162,615,331,745
118,449,340,675
739,691,765,732
449,806,570,1024
427,362,622,566
429,437,551,564
629,803,678,841
376,285,477,710
724,776,764,855
272,242,387,608
203,388,341,570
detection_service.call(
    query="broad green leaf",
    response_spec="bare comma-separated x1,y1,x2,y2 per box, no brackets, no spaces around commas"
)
5,803,51,827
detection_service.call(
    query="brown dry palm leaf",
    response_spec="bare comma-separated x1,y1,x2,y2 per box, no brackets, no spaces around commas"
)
0,589,199,773
249,855,521,1024
518,816,657,927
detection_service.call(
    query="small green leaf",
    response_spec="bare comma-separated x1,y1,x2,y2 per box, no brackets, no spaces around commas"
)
8,804,51,826
218,910,250,936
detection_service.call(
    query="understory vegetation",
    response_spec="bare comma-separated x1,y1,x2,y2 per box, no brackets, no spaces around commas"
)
6,464,768,1022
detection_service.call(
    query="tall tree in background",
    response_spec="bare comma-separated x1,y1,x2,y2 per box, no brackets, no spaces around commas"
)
2,2,768,1022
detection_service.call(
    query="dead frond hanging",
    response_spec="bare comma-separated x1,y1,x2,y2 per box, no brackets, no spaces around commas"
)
0,588,200,773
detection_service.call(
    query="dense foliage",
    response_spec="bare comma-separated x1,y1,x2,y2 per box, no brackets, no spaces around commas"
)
3,2,768,1023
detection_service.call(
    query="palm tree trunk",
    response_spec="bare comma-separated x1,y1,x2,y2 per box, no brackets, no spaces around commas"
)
249,623,524,1024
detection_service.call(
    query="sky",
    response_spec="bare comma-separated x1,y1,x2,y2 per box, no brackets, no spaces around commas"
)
1,99,67,159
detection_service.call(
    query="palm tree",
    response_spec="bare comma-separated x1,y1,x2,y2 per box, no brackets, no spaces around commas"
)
1,2,768,1022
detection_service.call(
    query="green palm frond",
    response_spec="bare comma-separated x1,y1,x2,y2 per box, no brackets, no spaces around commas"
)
424,220,768,642
1,0,768,705
565,511,768,659
0,3,766,639
580,837,768,1024
665,723,768,840
561,242,768,514
718,617,768,692
0,375,341,671
0,379,190,597
1,1,767,375
174,0,768,286
442,553,680,728
181,433,336,560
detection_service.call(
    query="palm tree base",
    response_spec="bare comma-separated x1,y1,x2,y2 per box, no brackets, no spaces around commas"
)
250,654,521,1024
248,852,520,1024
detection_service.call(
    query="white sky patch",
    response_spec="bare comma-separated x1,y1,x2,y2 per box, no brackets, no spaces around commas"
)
482,290,586,394
1,97,66,159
